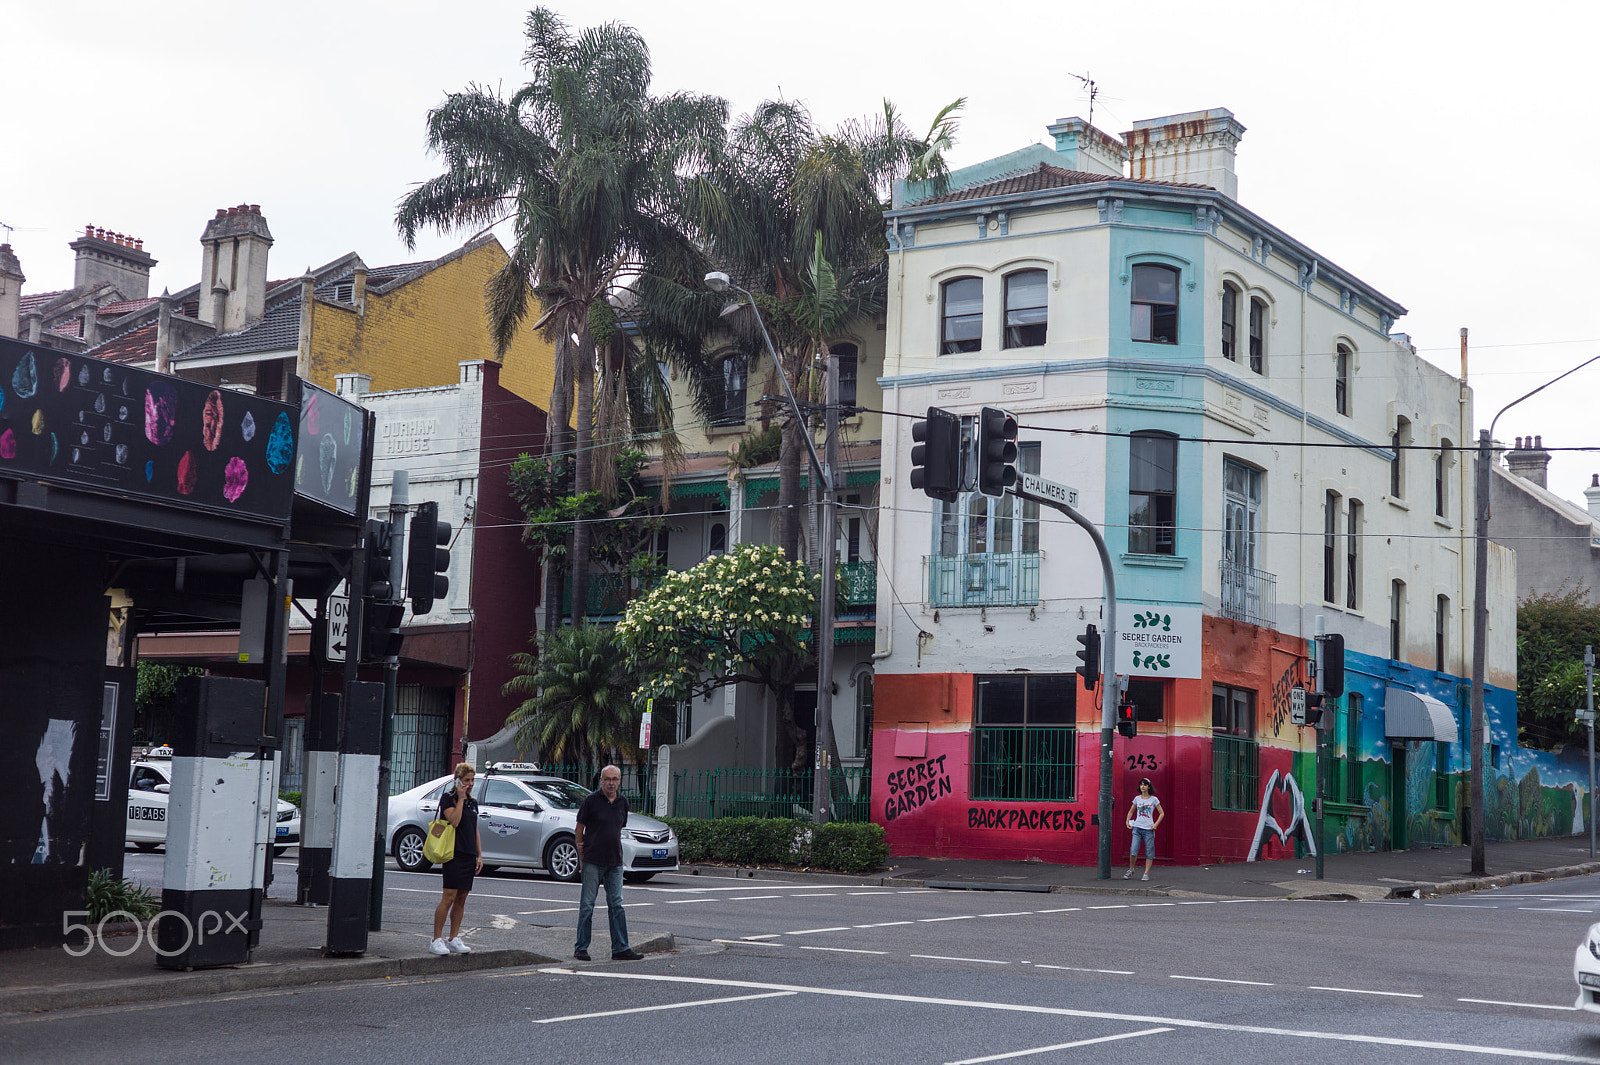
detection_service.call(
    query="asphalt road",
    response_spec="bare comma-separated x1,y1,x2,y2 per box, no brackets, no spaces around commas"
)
47,854,1600,1064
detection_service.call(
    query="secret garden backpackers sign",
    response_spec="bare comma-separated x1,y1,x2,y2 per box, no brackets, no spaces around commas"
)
1115,604,1201,678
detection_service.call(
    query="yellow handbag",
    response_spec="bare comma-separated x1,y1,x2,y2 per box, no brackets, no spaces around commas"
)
423,816,456,864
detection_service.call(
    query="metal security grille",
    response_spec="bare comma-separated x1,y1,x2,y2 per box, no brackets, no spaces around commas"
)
1212,735,1259,811
971,726,1077,802
391,685,452,794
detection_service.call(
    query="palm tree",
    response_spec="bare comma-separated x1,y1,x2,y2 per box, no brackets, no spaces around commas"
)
503,625,638,766
397,8,726,631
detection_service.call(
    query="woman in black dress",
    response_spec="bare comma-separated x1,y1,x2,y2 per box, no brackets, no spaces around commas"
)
430,763,482,954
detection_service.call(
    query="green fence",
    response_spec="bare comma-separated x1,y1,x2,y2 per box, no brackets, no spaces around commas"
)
1211,736,1259,812
538,762,649,809
971,726,1077,802
673,766,871,822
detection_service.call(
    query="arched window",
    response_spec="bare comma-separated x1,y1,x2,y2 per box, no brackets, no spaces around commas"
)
1131,264,1178,344
831,342,859,406
1003,269,1048,348
1220,283,1239,361
1128,430,1178,554
940,277,983,354
714,354,747,426
1248,297,1266,373
1335,344,1352,415
709,522,727,556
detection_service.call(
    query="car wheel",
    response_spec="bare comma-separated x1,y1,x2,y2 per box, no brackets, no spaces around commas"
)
623,872,656,883
273,846,288,857
545,837,580,882
134,842,160,852
394,826,431,873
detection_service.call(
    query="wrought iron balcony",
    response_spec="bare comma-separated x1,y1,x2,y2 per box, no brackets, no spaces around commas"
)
1218,560,1275,627
924,552,1041,608
836,560,877,607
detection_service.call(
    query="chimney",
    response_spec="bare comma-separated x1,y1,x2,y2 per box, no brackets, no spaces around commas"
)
1586,474,1600,520
351,265,367,316
295,272,315,378
0,244,23,338
198,204,274,331
1123,108,1245,199
69,224,157,300
335,372,372,396
1044,116,1126,177
155,289,174,375
1505,434,1552,489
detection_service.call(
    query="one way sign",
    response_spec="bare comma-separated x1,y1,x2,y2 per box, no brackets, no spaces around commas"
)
326,595,349,663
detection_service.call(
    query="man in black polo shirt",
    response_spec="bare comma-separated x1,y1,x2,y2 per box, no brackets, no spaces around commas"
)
573,765,642,961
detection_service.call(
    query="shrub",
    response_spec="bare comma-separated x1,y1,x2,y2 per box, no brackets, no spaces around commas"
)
280,791,302,809
663,816,888,874
85,869,159,923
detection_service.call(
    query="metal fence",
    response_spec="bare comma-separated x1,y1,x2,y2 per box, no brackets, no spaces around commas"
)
1212,735,1259,812
1218,561,1275,628
538,762,649,808
672,766,871,822
925,552,1041,608
971,726,1077,802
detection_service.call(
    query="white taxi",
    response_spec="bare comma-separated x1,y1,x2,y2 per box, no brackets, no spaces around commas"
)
126,757,301,856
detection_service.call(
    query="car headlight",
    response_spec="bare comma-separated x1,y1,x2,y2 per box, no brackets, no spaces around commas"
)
1589,934,1600,962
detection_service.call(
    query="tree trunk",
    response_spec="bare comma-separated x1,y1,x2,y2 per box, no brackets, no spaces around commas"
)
571,326,596,628
543,328,576,635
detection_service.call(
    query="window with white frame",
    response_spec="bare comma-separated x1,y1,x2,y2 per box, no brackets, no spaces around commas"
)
1131,264,1179,344
941,277,983,354
1221,282,1239,361
1003,269,1048,348
938,441,1042,557
1248,297,1266,374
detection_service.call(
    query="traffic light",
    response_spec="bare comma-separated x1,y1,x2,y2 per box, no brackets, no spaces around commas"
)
910,406,962,503
359,519,403,663
1116,696,1136,738
407,500,452,614
1075,624,1100,690
1304,691,1327,729
1318,633,1345,697
976,406,1018,497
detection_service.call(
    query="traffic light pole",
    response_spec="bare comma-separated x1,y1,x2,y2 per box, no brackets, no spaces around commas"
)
370,470,406,930
1011,483,1119,879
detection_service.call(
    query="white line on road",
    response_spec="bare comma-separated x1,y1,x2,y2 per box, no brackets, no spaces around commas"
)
786,927,852,935
980,912,1035,917
1425,903,1499,909
517,907,577,914
1459,998,1579,1011
1308,986,1423,999
542,970,1600,1062
713,939,779,947
1133,903,1176,908
919,915,978,922
801,946,889,955
741,934,781,939
1169,975,1274,987
945,1027,1174,1065
849,891,896,895
664,899,717,904
1178,901,1217,905
910,954,1009,965
855,921,915,928
1520,907,1596,914
731,895,784,901
792,893,838,897
1034,964,1134,975
1087,905,1128,910
1035,908,1080,914
392,887,552,902
533,990,795,1023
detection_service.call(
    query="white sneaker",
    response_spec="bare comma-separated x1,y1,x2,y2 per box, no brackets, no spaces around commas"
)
429,938,450,955
447,937,471,954
1141,874,1150,881
1122,870,1133,879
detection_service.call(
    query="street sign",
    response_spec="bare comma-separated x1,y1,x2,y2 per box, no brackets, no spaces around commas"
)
639,710,653,750
326,595,349,663
1290,685,1307,726
1018,472,1078,508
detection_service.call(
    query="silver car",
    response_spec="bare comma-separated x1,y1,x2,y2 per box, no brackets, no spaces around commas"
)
387,768,678,883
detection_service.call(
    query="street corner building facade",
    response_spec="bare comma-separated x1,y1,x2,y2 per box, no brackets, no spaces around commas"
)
869,108,1569,865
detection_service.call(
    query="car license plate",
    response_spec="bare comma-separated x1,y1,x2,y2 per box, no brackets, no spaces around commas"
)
276,826,290,837
652,848,668,859
1581,972,1600,989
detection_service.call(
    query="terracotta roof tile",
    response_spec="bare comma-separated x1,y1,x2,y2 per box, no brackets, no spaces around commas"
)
98,297,158,317
915,162,1212,205
18,289,69,315
89,321,159,364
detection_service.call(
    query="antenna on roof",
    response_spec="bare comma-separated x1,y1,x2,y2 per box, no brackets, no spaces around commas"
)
1067,72,1098,126
0,220,13,242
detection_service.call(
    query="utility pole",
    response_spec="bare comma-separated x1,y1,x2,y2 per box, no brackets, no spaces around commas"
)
369,470,406,929
812,350,841,825
1313,615,1324,881
1588,645,1595,859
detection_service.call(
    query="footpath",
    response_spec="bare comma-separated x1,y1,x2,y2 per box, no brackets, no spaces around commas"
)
3,834,1596,1016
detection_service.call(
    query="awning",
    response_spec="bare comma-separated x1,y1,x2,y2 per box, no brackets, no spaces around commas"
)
1385,688,1458,743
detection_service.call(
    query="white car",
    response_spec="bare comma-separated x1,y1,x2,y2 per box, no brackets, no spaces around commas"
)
126,759,301,857
1576,922,1600,1012
386,765,678,882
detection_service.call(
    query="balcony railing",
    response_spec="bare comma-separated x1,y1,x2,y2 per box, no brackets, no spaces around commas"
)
561,572,661,619
1218,561,1275,627
837,560,877,607
925,552,1041,608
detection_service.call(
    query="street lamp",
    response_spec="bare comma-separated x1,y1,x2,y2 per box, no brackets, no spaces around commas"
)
1469,345,1600,874
704,271,840,825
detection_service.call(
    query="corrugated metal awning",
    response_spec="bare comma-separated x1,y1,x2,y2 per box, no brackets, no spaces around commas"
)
1385,688,1457,743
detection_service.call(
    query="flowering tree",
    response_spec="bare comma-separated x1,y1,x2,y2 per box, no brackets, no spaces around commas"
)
616,543,818,766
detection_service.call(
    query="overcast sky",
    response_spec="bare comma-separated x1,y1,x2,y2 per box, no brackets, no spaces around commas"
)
6,2,1597,499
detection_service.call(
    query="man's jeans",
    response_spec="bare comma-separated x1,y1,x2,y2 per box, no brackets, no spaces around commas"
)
574,863,629,953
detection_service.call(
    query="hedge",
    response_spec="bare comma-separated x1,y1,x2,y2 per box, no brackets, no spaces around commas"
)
663,816,888,875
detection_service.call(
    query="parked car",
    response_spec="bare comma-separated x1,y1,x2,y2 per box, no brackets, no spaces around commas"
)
126,758,301,856
1576,922,1600,1012
386,764,677,882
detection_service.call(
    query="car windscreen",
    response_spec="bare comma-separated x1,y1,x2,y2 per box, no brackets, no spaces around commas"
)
526,780,593,810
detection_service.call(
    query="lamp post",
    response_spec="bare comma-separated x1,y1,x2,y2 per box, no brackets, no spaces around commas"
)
1470,350,1600,874
705,271,839,824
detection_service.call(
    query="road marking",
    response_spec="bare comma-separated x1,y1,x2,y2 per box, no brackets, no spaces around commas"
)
849,891,896,895
533,990,795,1023
980,911,1035,917
1425,903,1499,909
910,954,1009,965
919,915,978,922
742,934,781,940
1087,905,1128,910
1035,907,1080,914
1308,986,1423,999
786,926,852,935
1459,998,1579,1010
855,921,914,928
1169,975,1274,987
1178,901,1217,905
664,898,717,904
1133,903,1176,908
792,893,838,897
898,889,934,893
490,914,518,930
392,887,549,902
518,907,577,914
732,895,784,901
541,970,1600,1062
713,939,779,947
801,946,889,955
1035,965,1135,975
1520,907,1595,914
946,1027,1173,1065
